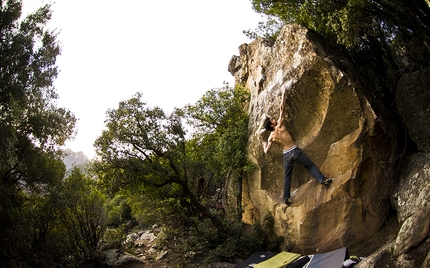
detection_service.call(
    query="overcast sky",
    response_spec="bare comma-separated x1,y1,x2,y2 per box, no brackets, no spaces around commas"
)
21,0,262,159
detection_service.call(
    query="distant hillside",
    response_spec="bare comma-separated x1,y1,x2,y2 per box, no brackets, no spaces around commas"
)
63,149,89,170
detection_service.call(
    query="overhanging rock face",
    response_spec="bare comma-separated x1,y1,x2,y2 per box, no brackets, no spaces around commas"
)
229,24,396,254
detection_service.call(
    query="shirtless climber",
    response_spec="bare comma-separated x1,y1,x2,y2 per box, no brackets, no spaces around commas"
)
262,83,332,206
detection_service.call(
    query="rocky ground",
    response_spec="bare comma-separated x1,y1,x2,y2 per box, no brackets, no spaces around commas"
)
103,213,430,268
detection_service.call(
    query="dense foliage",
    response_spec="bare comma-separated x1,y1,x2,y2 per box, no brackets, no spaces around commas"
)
0,0,80,266
252,0,429,53
1,1,105,267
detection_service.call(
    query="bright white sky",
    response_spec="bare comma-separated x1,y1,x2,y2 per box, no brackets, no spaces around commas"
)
21,0,263,159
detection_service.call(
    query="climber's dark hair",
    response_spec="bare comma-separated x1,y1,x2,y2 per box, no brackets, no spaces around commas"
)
263,117,274,131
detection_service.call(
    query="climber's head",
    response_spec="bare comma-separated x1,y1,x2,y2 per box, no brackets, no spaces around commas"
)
263,117,276,131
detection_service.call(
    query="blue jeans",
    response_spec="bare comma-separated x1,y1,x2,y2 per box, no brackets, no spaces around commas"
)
283,146,325,199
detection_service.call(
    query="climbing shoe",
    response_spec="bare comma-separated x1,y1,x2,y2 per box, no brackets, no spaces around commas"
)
321,178,333,185
284,198,291,206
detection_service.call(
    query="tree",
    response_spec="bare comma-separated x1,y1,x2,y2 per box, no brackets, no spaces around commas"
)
251,0,430,68
94,83,252,232
0,0,76,264
94,85,255,261
0,0,76,189
0,155,67,266
250,0,430,73
93,92,226,230
58,168,108,263
185,84,253,219
106,194,132,227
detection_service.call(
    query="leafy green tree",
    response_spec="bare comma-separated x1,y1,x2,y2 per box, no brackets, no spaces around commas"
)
106,194,132,227
93,84,256,263
94,85,258,262
251,0,430,71
6,167,108,267
0,0,76,264
251,0,430,68
185,84,253,219
0,155,66,266
94,83,252,233
185,84,250,173
93,92,227,231
58,167,108,262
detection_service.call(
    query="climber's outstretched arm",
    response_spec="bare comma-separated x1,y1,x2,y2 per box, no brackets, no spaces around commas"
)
277,84,288,126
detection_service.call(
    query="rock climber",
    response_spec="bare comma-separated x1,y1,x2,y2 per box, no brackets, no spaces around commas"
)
262,83,332,206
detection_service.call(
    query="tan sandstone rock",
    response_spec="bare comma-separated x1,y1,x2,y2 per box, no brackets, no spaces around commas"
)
229,24,396,253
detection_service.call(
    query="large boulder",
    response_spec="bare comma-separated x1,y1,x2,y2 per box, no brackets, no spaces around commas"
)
392,206,430,256
395,68,430,152
229,24,397,253
389,153,430,265
392,153,430,223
